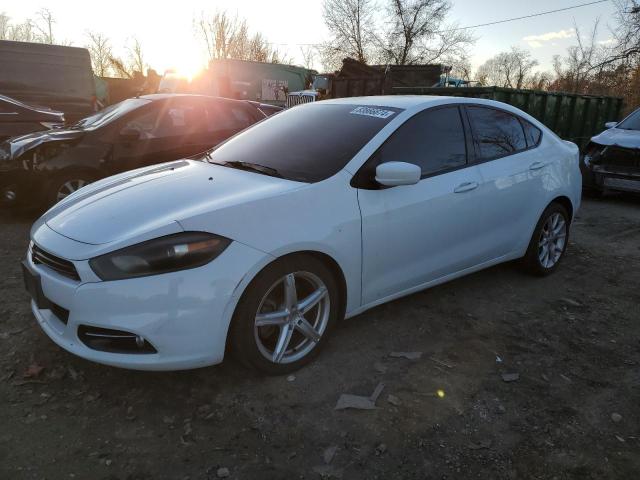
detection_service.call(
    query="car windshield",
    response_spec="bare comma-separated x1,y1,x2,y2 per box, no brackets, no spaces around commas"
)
204,103,402,183
617,109,640,130
72,98,151,130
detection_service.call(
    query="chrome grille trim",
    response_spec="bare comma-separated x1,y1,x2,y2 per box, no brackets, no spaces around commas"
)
31,244,80,281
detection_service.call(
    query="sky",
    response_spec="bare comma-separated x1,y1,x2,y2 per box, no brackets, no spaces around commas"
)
2,0,620,77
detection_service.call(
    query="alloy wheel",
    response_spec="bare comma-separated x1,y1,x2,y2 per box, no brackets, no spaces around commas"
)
538,212,567,268
254,271,330,364
56,179,88,201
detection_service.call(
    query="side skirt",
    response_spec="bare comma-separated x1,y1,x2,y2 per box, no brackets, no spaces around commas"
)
345,251,520,320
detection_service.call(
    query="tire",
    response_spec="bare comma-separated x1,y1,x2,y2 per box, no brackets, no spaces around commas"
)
229,254,340,375
583,186,603,198
45,172,96,207
521,203,570,276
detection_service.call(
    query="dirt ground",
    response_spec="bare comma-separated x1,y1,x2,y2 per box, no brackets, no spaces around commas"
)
1,196,639,480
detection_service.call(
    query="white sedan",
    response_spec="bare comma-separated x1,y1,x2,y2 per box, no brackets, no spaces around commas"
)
23,96,582,374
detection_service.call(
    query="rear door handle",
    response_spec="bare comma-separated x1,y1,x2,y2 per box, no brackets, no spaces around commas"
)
529,161,548,171
454,181,479,193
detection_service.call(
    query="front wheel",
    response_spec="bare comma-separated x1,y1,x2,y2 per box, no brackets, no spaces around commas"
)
229,255,340,374
521,203,570,276
45,173,95,207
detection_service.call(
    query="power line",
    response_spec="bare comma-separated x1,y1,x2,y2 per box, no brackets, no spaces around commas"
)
268,0,610,47
442,0,611,32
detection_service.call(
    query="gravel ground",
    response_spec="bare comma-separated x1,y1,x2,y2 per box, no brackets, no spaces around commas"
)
1,196,639,480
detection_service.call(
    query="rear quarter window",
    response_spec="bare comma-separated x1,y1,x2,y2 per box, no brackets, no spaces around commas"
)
521,119,542,147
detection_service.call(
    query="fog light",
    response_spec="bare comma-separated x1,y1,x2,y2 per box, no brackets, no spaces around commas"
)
135,335,145,348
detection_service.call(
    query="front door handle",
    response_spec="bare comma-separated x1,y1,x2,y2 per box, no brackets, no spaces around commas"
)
454,181,479,193
529,161,548,171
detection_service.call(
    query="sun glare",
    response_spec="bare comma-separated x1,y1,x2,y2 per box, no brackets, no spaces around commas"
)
167,53,206,82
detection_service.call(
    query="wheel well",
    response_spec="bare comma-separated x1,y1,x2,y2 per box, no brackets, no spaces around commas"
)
278,251,348,321
550,196,574,221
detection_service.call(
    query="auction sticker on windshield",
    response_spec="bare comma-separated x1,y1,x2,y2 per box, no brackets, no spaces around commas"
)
350,106,396,119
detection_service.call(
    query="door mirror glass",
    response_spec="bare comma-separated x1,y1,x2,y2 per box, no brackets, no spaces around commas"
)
119,128,141,141
604,121,618,129
375,162,421,187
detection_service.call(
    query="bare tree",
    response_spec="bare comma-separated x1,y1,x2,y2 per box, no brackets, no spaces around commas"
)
321,0,377,66
8,18,37,42
476,47,538,89
600,0,640,66
195,10,291,65
300,45,317,69
196,11,240,62
0,10,73,45
108,56,131,78
35,8,54,44
0,13,11,39
86,32,113,76
527,71,553,90
445,54,472,81
551,22,604,93
379,0,474,65
127,37,146,75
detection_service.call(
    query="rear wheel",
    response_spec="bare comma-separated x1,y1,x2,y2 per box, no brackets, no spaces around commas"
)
230,255,340,374
521,203,570,276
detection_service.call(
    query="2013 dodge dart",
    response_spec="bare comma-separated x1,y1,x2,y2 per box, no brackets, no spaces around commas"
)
23,96,582,374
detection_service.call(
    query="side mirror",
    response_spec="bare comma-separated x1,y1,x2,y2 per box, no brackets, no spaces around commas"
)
604,121,618,129
375,162,421,187
119,128,140,142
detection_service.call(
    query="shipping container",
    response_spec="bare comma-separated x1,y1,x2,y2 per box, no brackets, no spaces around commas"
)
0,40,96,122
393,86,624,150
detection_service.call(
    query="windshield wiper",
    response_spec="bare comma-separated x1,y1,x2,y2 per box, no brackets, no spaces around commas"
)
215,160,283,178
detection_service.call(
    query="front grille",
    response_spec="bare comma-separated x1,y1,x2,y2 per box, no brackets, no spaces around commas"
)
287,93,316,108
31,244,80,281
601,146,640,169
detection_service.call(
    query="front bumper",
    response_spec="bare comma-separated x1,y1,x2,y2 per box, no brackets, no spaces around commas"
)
582,145,640,193
24,236,266,371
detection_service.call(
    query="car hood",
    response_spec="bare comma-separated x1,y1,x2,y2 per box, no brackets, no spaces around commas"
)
3,128,84,159
43,160,304,246
591,127,640,149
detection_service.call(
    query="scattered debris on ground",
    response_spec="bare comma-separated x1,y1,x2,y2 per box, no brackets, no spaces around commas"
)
335,383,385,410
389,351,422,360
1,198,640,478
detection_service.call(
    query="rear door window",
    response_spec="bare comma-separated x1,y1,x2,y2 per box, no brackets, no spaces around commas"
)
467,106,528,161
123,102,204,139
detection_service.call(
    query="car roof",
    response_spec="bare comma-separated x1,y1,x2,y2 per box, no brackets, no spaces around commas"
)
139,93,244,103
319,95,458,109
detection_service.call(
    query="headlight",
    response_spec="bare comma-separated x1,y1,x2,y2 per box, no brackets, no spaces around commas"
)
89,232,231,280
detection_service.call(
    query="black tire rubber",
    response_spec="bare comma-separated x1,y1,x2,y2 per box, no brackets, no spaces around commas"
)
582,186,603,198
44,171,97,208
229,254,340,375
520,202,570,276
